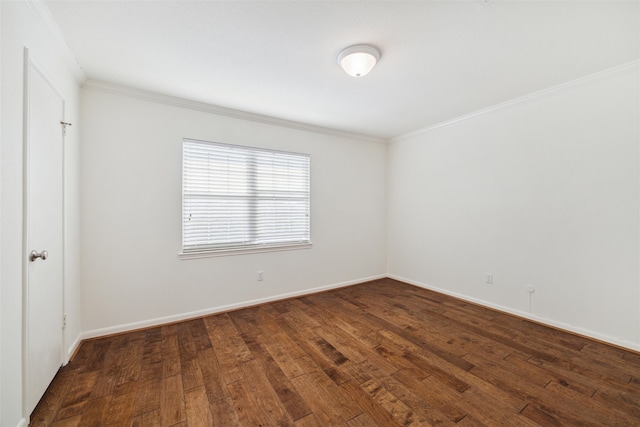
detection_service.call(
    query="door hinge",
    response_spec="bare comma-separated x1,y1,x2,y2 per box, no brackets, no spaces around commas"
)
62,314,67,329
60,121,72,137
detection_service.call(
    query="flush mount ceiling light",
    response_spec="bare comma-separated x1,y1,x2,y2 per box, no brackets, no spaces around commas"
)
337,44,381,77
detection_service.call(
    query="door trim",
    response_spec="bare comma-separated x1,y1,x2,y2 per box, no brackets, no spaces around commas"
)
22,47,67,417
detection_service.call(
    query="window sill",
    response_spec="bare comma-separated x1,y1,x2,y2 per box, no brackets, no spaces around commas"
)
179,242,313,259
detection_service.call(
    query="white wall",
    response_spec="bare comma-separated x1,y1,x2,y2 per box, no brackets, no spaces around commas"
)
0,2,82,426
388,63,640,350
79,86,387,335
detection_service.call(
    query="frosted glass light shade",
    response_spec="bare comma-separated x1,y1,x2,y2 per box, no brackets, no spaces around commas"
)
337,45,380,77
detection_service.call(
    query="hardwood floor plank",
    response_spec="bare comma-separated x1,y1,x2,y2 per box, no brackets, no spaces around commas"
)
457,384,536,426
423,303,557,362
302,369,363,421
339,379,402,427
184,385,213,426
49,415,81,427
543,380,638,425
504,354,597,397
53,370,100,420
240,358,296,426
567,350,637,385
209,396,241,426
466,351,634,426
133,375,162,416
365,311,475,372
311,326,366,364
374,344,430,380
332,316,382,349
290,373,352,426
256,329,308,379
341,360,396,385
161,325,181,378
188,318,214,352
453,414,486,427
592,386,640,419
379,374,457,426
402,347,471,393
213,343,248,385
30,367,76,426
197,347,229,403
283,300,324,330
384,295,529,359
105,381,137,425
203,313,242,347
390,368,467,423
141,328,163,370
360,377,437,426
117,339,145,386
177,321,198,363
276,318,353,385
304,304,402,377
466,352,550,401
345,412,378,427
295,413,345,427
622,349,640,365
180,357,204,392
30,279,640,426
132,409,160,427
530,353,632,387
236,330,312,421
74,338,111,372
89,348,118,399
227,377,276,426
77,395,112,427
160,374,186,426
519,404,565,427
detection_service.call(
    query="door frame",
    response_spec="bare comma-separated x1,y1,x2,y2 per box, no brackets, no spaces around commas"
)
22,47,67,417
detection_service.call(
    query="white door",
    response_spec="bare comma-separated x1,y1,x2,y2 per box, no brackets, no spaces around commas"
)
24,52,65,415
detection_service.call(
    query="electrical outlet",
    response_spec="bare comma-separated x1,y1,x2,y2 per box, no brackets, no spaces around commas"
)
525,284,536,294
257,271,264,281
485,273,493,284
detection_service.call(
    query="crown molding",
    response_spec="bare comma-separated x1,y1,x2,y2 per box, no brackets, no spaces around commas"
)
392,60,640,143
24,0,86,84
82,80,387,144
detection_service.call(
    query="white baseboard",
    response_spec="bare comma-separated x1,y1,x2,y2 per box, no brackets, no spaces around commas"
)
16,418,28,427
65,334,83,364
388,274,640,353
79,274,386,341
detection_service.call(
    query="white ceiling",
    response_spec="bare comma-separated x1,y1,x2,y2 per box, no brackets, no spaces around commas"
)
45,0,639,140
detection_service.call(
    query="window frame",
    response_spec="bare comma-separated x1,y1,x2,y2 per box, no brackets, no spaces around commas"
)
179,138,312,259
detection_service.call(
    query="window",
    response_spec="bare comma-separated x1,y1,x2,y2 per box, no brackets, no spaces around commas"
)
181,138,311,256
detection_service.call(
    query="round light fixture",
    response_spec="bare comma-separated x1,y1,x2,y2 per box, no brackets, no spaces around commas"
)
337,44,380,78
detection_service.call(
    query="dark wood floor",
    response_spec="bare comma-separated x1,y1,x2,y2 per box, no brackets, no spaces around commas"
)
31,278,640,426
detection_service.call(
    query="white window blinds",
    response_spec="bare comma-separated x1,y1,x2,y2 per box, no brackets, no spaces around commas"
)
182,139,311,254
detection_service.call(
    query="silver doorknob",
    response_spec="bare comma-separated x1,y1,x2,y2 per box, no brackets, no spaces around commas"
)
29,250,48,262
